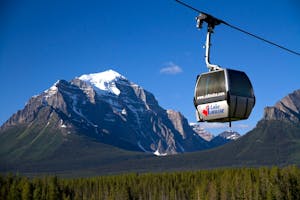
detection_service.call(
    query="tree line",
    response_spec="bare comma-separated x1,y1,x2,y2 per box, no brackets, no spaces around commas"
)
0,166,300,200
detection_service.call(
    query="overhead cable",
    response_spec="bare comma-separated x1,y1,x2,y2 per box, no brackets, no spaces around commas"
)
175,0,300,56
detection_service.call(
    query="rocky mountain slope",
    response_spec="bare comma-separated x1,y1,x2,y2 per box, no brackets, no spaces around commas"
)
264,90,300,122
0,70,210,160
160,89,300,168
0,69,254,175
99,89,300,174
190,123,214,141
209,130,241,147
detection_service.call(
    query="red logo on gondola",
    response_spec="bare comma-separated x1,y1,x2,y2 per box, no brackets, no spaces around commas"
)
202,105,209,116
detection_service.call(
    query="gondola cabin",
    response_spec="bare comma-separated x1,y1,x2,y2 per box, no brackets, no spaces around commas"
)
194,68,255,122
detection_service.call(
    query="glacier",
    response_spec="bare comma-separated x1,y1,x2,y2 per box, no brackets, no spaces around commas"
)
78,69,125,96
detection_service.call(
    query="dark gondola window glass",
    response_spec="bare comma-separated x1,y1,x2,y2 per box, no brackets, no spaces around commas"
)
228,69,254,97
197,71,226,97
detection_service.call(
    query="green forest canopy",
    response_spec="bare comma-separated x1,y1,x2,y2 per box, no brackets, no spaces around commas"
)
1,166,300,200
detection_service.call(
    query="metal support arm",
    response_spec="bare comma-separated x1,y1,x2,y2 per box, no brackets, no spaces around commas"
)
205,27,221,71
196,13,222,71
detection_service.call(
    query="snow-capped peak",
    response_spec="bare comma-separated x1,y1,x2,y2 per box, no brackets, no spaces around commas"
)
226,132,240,140
219,130,241,140
189,123,214,141
44,80,60,96
78,69,126,96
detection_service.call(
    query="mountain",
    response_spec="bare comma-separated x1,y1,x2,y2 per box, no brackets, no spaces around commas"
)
86,89,300,173
209,130,241,147
0,69,210,165
101,89,300,173
190,123,214,141
190,123,241,147
4,71,300,176
158,89,300,169
264,90,300,123
200,89,300,166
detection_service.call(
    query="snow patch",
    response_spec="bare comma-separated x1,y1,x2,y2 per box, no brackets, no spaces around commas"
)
44,81,59,96
121,108,127,115
42,81,60,105
154,149,167,157
78,70,125,96
60,119,67,128
226,133,240,140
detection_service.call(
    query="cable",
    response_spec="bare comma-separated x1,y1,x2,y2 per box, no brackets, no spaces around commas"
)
222,22,300,56
175,0,300,56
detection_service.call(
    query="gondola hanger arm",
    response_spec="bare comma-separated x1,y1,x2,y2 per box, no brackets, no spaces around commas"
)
197,13,222,71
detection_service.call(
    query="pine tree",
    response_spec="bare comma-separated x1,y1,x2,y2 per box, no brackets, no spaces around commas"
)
7,179,21,200
48,176,60,200
21,179,32,200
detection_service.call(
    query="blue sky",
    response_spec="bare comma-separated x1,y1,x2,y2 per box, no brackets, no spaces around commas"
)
1,0,300,135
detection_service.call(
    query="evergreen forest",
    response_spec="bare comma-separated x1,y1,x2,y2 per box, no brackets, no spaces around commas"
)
1,166,300,200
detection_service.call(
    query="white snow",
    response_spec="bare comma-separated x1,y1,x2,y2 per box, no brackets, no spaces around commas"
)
226,133,240,140
42,81,60,105
121,108,127,115
154,149,167,157
44,81,59,96
78,69,125,96
61,124,67,128
60,119,67,128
